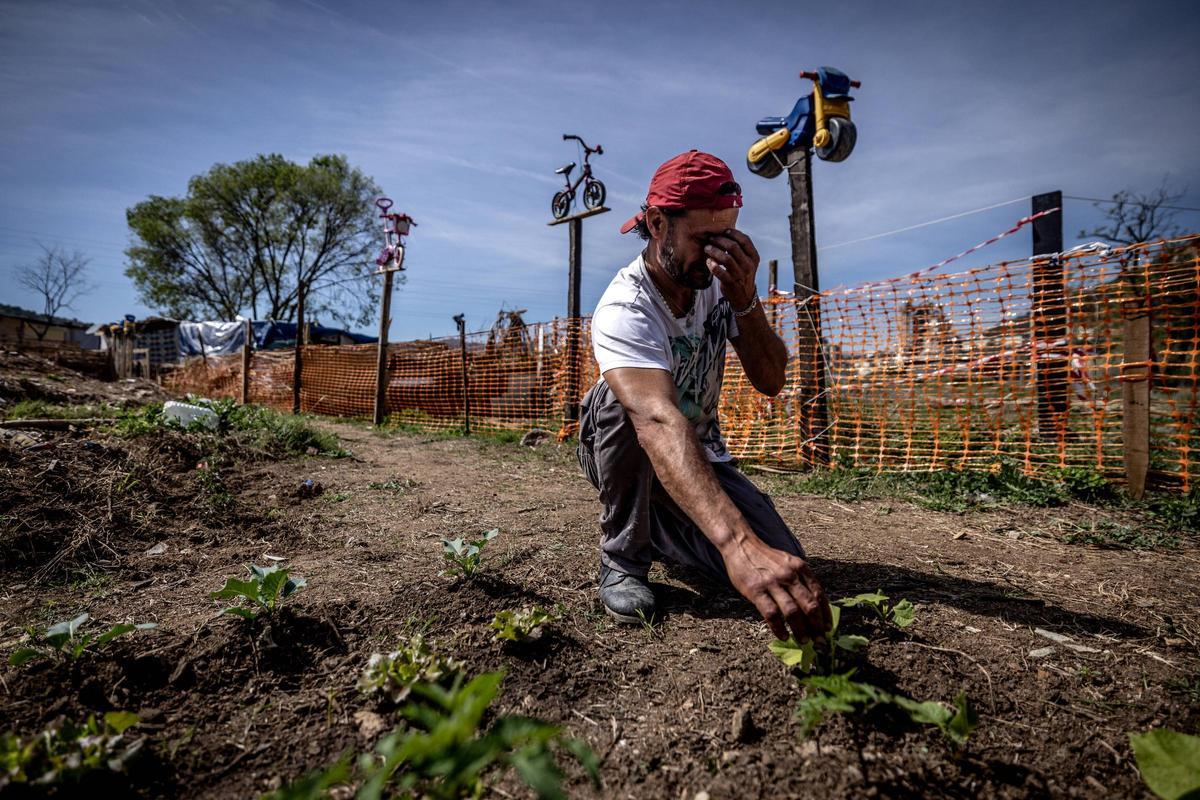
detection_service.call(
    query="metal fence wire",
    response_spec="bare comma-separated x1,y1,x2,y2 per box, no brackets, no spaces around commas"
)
166,235,1199,490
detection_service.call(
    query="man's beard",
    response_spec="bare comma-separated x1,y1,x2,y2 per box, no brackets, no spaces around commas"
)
661,237,713,290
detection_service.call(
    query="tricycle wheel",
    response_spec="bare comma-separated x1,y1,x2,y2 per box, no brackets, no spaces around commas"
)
816,117,856,162
551,191,571,219
747,151,784,180
583,180,606,210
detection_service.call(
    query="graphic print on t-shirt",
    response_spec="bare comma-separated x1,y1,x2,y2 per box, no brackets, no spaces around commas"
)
589,254,740,462
670,301,732,460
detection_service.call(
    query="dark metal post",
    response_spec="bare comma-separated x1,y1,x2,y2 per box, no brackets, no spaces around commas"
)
241,317,252,405
454,313,471,435
292,282,305,415
1031,191,1068,440
373,268,394,426
787,148,829,466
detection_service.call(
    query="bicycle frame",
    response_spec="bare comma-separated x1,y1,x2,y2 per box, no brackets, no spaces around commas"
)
561,134,602,195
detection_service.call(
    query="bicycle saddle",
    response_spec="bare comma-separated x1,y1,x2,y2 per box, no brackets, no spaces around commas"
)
555,162,576,176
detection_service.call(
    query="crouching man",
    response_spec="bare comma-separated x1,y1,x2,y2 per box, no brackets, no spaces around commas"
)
576,150,831,644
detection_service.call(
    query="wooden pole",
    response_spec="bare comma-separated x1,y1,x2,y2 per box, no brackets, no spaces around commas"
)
787,148,829,466
547,205,608,426
767,258,779,330
1031,191,1068,441
1123,308,1151,499
564,215,583,423
455,314,471,435
373,268,394,426
292,282,305,415
241,318,252,405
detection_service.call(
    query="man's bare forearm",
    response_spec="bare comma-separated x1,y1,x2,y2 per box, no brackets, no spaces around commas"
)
630,411,750,552
732,302,788,396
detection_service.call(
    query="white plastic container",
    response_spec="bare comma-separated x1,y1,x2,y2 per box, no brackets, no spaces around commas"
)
163,400,219,430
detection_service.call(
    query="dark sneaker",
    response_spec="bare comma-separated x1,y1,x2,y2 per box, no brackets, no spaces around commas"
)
599,564,656,624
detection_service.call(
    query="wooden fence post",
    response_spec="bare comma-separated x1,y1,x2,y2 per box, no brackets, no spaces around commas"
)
787,148,830,466
241,318,252,405
767,258,778,330
1123,267,1152,499
1031,191,1068,441
373,268,394,426
454,313,471,435
547,205,609,425
292,282,305,415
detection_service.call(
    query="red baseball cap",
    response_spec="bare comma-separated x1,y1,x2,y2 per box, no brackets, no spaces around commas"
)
620,150,743,234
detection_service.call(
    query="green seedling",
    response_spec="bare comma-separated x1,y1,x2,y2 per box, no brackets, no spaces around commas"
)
769,593,978,746
1130,728,1200,800
769,604,869,674
492,607,551,643
358,635,464,704
210,564,306,618
836,591,916,628
440,528,499,579
8,613,157,667
795,673,978,745
634,608,660,639
360,670,600,800
276,671,600,800
0,711,141,789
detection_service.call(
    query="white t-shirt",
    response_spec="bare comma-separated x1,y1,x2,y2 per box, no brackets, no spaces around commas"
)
591,253,740,462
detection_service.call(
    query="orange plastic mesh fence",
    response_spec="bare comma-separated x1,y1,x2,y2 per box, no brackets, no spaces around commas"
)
165,235,1199,490
722,235,1199,489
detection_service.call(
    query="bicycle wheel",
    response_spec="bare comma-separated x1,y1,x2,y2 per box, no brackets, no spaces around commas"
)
552,191,571,219
583,179,606,210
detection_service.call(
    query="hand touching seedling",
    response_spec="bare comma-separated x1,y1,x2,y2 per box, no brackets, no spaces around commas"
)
769,591,979,746
210,564,306,618
8,613,157,666
440,528,499,579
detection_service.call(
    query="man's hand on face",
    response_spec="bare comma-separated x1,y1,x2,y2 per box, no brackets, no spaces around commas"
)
722,535,832,643
704,228,761,311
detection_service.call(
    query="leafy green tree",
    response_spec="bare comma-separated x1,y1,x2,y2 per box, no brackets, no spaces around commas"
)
125,154,388,327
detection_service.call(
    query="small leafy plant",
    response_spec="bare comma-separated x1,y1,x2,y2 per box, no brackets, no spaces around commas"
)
210,564,306,618
492,607,551,643
0,711,141,789
836,591,916,628
358,635,464,704
440,528,499,579
8,613,157,667
769,592,978,746
795,674,977,745
274,671,600,800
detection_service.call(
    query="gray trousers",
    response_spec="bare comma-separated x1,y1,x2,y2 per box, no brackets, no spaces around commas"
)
576,381,805,585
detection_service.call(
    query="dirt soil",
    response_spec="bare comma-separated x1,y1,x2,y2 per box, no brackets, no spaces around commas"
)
2,413,1199,799
0,350,167,410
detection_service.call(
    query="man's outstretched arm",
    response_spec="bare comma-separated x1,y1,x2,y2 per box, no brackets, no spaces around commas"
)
603,366,831,642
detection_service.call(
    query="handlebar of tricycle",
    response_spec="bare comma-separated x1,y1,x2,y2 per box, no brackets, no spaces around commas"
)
798,70,862,88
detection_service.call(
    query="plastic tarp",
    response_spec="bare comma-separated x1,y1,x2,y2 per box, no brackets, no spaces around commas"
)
177,320,248,357
177,319,376,357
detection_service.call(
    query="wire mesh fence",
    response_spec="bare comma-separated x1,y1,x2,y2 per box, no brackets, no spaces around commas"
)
165,235,1199,490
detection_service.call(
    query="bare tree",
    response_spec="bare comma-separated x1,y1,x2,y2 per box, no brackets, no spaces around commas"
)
1079,177,1186,245
17,244,94,340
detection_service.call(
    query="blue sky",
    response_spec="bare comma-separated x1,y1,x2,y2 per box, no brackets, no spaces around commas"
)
2,0,1198,340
